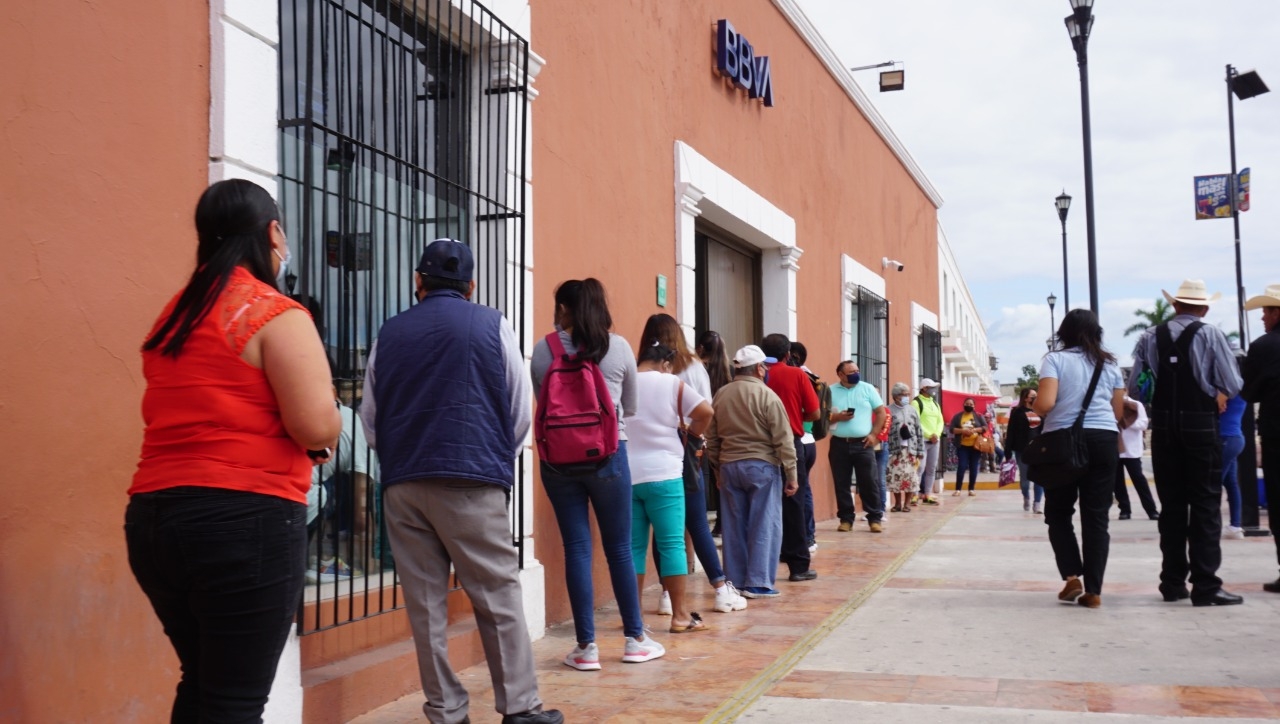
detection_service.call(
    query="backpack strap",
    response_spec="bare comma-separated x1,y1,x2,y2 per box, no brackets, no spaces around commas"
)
546,331,569,360
1074,360,1106,430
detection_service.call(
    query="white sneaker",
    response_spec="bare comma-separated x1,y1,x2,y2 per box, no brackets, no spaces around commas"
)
714,582,748,612
1224,526,1245,539
1032,502,1042,515
622,635,665,663
808,542,818,554
656,590,672,616
563,642,601,671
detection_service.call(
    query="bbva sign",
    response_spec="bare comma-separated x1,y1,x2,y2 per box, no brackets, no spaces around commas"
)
716,19,774,107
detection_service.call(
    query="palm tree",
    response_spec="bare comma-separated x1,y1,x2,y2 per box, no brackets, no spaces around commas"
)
1124,299,1174,337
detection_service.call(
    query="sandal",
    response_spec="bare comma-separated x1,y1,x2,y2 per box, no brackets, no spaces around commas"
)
669,612,709,634
900,505,911,513
890,505,902,513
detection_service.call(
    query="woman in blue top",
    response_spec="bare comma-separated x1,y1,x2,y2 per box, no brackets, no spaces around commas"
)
1032,310,1126,609
1220,389,1248,538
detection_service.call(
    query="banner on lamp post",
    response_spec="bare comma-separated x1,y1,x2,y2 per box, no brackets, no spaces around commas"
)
1194,174,1232,219
1238,167,1251,212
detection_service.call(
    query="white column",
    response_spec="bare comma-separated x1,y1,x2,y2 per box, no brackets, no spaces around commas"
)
675,182,704,344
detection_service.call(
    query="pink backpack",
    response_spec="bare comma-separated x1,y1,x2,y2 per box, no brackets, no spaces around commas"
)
535,332,619,467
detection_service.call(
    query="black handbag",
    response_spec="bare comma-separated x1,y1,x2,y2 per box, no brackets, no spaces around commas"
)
1023,360,1104,490
676,382,703,494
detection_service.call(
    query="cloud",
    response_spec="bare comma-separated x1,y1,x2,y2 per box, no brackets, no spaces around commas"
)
797,0,1280,382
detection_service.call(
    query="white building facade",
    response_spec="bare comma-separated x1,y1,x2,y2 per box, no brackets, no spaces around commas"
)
937,223,996,395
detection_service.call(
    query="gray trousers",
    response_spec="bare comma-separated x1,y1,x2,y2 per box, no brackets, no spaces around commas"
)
918,440,940,496
384,478,542,724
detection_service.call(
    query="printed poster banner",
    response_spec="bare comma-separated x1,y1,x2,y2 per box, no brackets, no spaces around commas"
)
1238,167,1251,212
1195,174,1231,219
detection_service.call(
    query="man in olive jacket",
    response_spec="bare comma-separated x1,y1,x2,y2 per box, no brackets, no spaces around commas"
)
706,345,797,599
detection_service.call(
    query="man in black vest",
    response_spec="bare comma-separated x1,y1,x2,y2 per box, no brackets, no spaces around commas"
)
1241,283,1280,593
1128,279,1243,607
361,239,562,724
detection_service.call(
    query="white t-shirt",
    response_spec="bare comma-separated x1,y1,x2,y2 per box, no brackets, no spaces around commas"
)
625,370,706,484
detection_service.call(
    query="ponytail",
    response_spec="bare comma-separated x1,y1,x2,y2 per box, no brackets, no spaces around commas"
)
554,278,613,363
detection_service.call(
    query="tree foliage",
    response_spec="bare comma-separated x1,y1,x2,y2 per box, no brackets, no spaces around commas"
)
1124,299,1174,337
1015,364,1039,391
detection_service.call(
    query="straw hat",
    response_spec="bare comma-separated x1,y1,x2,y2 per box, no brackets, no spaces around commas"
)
1243,284,1280,311
1161,279,1222,307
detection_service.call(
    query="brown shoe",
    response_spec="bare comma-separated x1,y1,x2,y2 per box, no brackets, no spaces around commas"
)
838,520,853,532
1078,593,1101,608
869,522,883,533
1058,577,1083,602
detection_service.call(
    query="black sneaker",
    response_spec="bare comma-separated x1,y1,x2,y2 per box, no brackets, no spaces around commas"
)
788,570,818,582
502,710,565,724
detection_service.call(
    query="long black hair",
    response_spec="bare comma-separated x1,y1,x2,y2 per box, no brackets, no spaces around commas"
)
1055,308,1116,366
637,342,676,367
696,330,732,395
554,278,612,363
143,180,280,356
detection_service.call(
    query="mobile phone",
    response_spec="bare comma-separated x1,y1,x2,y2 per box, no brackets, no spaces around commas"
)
307,447,332,460
846,408,855,415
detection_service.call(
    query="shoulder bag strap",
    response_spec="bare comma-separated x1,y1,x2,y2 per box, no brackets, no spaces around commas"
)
1074,360,1106,429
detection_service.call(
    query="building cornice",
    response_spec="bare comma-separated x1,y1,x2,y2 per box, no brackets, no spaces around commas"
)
771,0,944,210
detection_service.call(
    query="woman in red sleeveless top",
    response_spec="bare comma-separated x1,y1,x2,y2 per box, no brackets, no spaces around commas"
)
126,179,340,722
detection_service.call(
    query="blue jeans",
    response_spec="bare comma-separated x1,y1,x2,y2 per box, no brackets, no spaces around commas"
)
653,467,726,584
1015,451,1043,503
541,441,644,644
956,445,980,491
125,487,306,723
1221,434,1246,528
632,479,687,576
718,459,783,590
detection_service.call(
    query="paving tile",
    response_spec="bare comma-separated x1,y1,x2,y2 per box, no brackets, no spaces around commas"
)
354,491,1280,723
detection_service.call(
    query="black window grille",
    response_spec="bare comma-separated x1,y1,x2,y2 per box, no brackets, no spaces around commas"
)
919,324,942,387
278,0,529,633
850,286,889,401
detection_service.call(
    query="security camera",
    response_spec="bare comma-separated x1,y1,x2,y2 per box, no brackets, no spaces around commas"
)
882,257,905,272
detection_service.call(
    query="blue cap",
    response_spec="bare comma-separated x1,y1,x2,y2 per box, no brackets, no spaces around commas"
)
416,238,474,281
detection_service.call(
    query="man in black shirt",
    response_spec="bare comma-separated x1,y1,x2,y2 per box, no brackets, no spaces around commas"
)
1241,284,1280,594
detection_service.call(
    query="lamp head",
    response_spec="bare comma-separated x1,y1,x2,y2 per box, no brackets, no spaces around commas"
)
1055,190,1072,222
1064,10,1094,53
1232,69,1270,101
1048,293,1057,310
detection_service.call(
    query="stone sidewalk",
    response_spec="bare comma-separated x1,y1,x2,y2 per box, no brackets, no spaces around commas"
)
353,488,1280,722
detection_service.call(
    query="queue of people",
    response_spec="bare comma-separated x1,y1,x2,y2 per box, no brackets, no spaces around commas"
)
125,198,1278,724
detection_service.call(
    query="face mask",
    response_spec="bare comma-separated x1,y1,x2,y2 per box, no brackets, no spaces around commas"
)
964,405,974,412
274,244,292,293
847,373,860,386
897,396,909,406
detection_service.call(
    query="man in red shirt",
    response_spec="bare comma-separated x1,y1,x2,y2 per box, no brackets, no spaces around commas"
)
761,334,822,581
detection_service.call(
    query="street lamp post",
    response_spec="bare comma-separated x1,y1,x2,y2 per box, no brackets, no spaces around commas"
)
1048,293,1058,350
1226,64,1269,352
1064,0,1099,315
1055,192,1071,311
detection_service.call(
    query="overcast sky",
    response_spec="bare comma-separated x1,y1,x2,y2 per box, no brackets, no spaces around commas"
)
796,0,1280,384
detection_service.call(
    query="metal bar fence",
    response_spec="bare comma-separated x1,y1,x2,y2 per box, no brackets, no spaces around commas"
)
278,0,529,634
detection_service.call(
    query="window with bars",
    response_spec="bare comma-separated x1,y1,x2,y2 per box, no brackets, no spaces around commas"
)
278,0,529,633
919,324,942,388
850,286,889,400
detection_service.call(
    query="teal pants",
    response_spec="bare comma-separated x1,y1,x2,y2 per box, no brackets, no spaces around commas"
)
631,478,687,576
